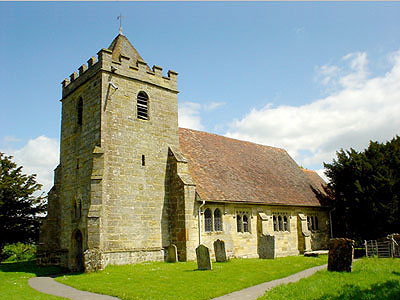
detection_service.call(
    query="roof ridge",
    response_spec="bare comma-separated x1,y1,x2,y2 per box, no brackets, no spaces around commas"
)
178,127,286,152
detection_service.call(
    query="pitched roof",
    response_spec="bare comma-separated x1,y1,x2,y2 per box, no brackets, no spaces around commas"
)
303,169,326,193
178,128,326,207
108,34,147,66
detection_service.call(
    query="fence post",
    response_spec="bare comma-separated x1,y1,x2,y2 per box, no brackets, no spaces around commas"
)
364,240,368,258
391,235,395,258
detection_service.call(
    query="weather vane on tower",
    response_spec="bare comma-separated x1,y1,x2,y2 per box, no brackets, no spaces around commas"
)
117,14,125,35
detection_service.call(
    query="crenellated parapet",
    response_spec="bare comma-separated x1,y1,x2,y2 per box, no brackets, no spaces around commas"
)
61,56,100,98
61,47,178,99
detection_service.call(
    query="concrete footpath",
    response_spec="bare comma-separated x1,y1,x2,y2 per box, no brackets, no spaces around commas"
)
28,264,327,300
211,264,327,300
28,276,121,300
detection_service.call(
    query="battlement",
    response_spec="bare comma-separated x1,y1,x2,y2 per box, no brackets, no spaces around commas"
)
62,47,178,99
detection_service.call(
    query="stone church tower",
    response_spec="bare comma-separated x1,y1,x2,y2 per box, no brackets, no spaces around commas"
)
38,34,180,271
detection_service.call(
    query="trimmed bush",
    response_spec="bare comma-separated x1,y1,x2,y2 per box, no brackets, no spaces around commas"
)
1,243,36,262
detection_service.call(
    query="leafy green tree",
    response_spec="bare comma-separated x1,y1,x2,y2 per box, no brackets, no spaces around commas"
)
324,136,400,241
0,153,46,252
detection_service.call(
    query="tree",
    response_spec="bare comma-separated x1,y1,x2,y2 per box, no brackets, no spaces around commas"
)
0,153,46,251
324,136,400,241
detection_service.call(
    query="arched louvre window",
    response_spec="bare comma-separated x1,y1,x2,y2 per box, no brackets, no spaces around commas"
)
137,91,148,120
77,97,83,125
278,215,283,231
214,209,222,231
243,215,249,232
204,208,212,232
273,215,278,231
237,215,242,232
283,216,288,231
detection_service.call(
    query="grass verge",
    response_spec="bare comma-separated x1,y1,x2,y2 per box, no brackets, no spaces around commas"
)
0,261,66,300
55,256,327,300
258,257,400,300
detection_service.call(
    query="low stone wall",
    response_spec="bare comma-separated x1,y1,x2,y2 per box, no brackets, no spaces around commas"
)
83,248,166,272
36,249,68,268
102,249,165,267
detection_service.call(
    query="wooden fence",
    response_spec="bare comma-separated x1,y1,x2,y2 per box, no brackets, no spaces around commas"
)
364,234,400,258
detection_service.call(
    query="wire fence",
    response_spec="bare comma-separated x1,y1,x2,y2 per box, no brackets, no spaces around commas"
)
364,234,400,258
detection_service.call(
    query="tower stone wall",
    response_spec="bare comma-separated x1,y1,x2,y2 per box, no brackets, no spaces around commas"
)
38,34,179,271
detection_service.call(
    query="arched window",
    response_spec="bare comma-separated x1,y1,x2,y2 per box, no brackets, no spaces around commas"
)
278,215,283,231
243,215,249,232
214,209,222,231
273,215,278,231
204,208,212,232
283,216,289,231
137,91,148,120
237,215,242,232
77,97,83,125
314,216,319,230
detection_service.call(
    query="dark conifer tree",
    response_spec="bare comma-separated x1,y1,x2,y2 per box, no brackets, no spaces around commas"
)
324,136,400,241
0,153,46,251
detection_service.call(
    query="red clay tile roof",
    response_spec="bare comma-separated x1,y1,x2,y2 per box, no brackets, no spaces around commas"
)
178,128,327,207
302,169,327,194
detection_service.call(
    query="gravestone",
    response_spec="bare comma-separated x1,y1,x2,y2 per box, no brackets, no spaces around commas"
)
166,244,178,263
213,239,228,262
258,235,275,259
328,238,355,272
196,244,212,270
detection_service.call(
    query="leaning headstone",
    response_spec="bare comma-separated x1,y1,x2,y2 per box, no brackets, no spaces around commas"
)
213,239,228,262
196,244,212,270
258,235,275,259
166,244,178,263
328,238,355,272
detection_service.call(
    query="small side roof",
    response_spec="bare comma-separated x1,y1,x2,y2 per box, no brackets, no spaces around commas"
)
178,128,326,207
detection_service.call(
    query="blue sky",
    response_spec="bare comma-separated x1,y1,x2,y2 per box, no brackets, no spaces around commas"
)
1,2,400,192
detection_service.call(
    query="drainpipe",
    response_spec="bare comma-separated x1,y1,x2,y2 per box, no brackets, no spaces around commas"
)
198,200,206,245
329,208,336,238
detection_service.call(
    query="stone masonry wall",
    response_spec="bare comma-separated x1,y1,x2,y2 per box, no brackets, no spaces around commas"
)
98,48,179,264
196,203,330,260
59,72,102,269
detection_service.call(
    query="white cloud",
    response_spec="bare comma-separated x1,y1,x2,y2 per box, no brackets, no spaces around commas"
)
226,50,400,173
204,101,225,111
178,101,225,130
178,102,204,130
2,136,59,194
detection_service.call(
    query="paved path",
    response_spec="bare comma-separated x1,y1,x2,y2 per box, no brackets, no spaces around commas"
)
29,264,327,300
28,276,120,300
211,264,327,300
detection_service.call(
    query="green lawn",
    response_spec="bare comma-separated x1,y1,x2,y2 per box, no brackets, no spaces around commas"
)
0,261,66,300
259,258,400,300
56,256,327,300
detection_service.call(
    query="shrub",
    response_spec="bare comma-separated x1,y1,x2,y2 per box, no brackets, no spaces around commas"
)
1,243,36,262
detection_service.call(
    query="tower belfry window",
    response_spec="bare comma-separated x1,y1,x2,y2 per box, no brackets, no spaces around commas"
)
137,91,148,120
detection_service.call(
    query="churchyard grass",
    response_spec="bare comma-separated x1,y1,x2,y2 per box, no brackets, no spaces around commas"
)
0,261,66,300
259,257,400,300
55,256,327,300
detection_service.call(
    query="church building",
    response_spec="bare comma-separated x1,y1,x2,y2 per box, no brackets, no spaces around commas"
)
38,33,330,272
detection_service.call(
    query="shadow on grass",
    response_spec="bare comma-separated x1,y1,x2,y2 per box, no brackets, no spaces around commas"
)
0,260,70,277
318,280,400,300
